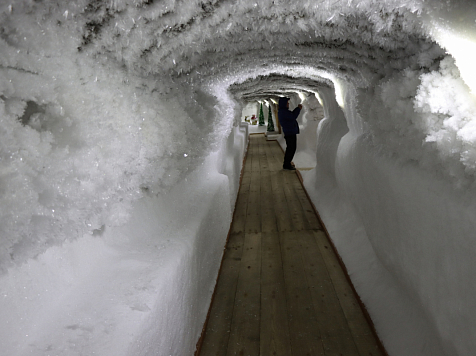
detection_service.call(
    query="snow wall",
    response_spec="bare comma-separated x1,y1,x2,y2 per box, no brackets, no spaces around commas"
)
2,1,476,356
0,68,249,354
0,12,250,351
301,68,476,356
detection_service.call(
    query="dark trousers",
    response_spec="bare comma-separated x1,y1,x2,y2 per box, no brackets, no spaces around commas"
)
283,134,297,167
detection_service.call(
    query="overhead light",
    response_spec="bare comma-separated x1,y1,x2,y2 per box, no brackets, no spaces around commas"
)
433,28,476,95
312,91,323,106
333,80,345,108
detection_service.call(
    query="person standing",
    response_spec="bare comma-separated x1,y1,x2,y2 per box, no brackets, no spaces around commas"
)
278,97,302,170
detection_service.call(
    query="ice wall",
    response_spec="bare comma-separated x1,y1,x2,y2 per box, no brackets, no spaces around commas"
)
302,58,476,356
0,105,248,356
0,2,249,353
0,52,227,272
0,142,246,356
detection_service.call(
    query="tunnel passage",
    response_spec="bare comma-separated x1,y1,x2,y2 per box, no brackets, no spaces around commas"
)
2,1,476,356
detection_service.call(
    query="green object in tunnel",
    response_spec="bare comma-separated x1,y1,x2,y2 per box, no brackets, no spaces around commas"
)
267,103,275,132
258,103,265,126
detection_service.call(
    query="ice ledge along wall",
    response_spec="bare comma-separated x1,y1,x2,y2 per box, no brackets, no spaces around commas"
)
127,123,248,356
303,85,476,356
126,124,248,356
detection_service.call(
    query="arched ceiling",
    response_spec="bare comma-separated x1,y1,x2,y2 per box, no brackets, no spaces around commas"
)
1,0,475,106
35,0,457,102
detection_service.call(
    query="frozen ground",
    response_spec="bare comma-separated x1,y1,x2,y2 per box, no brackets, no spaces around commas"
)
1,1,476,355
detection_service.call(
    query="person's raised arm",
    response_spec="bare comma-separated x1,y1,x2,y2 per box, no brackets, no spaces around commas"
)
292,104,303,118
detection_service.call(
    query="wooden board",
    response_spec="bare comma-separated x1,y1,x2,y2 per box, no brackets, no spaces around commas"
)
251,136,262,172
226,232,262,356
281,171,311,231
279,231,325,356
268,141,284,171
245,170,261,233
260,168,278,233
299,230,360,355
230,172,251,234
313,230,385,356
200,232,244,356
270,171,293,232
289,172,323,231
260,231,292,355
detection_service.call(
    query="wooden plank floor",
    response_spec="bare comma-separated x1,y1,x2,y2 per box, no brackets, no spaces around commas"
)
199,134,385,356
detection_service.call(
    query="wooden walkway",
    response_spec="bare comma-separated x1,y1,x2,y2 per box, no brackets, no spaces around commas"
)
198,134,385,356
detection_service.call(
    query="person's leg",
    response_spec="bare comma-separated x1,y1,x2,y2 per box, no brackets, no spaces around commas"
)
283,134,297,169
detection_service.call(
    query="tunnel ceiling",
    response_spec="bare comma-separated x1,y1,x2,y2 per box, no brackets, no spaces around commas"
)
1,0,468,102
228,74,333,101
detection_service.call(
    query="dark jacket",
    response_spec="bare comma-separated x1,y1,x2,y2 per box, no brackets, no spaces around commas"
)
278,97,301,135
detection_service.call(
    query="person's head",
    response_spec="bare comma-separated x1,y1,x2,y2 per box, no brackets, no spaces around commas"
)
278,97,290,109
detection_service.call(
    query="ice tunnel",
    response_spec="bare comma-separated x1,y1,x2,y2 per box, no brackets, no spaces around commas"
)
1,1,476,355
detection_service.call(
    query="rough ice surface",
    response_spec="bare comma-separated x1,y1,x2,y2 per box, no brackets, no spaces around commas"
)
1,0,476,355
